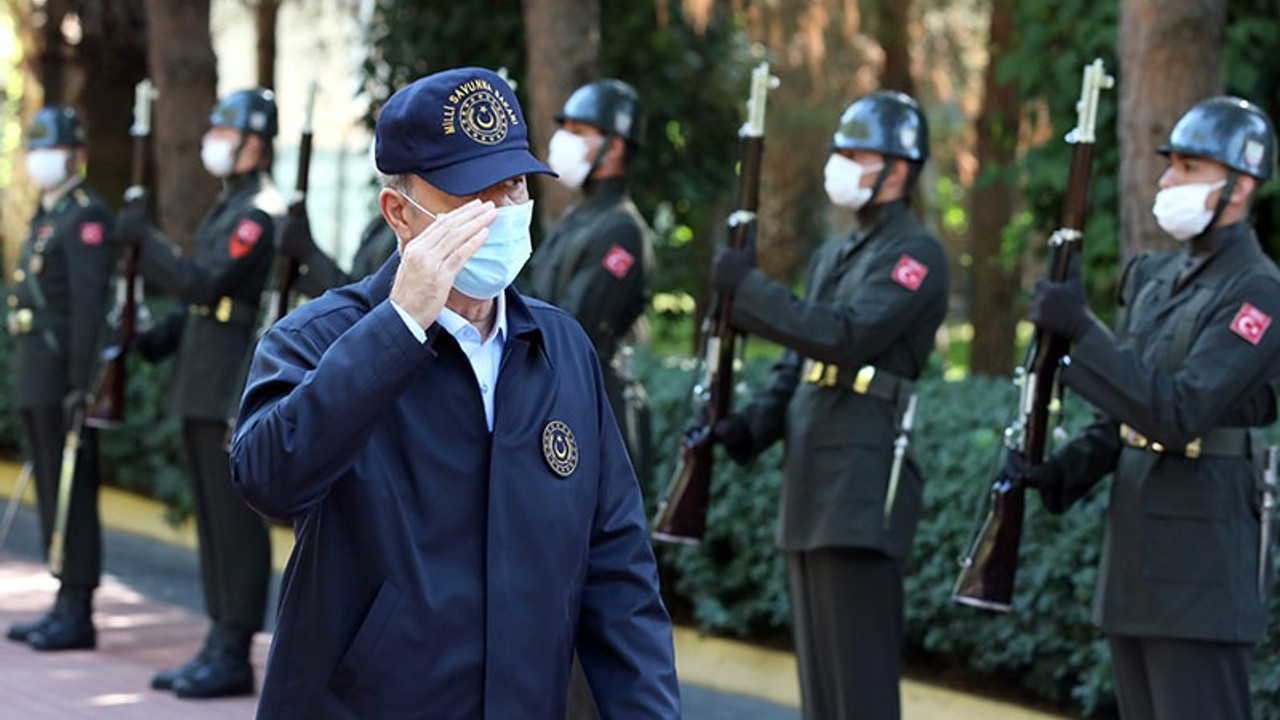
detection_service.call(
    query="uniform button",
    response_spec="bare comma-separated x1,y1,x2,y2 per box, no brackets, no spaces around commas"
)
7,296,16,308
12,269,24,282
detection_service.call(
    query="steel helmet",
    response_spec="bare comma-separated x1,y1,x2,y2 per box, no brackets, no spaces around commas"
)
831,90,929,164
1159,95,1275,181
25,106,86,149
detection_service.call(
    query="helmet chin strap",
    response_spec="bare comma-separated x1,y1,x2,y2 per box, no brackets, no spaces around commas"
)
582,130,615,187
1192,171,1238,245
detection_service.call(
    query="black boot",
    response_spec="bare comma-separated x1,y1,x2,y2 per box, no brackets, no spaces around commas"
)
171,625,255,699
6,610,54,643
27,587,95,651
152,627,220,691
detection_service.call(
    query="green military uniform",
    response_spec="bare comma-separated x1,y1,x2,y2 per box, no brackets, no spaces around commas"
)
1047,222,1280,719
136,170,281,651
525,177,655,480
292,215,398,298
7,179,113,632
729,199,947,720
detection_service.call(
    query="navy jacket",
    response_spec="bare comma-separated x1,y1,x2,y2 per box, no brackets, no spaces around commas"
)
230,257,680,719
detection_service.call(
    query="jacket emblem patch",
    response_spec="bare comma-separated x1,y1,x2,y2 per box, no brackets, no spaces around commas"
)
542,420,579,477
891,254,928,291
80,222,104,246
602,245,635,280
230,219,264,259
1230,302,1271,345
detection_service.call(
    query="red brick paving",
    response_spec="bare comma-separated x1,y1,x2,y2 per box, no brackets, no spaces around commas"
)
0,553,268,719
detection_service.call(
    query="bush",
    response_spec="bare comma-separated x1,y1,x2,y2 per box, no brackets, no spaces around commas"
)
636,351,1280,719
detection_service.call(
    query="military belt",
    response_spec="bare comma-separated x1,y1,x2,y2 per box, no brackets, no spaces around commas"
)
1119,423,1254,459
188,296,257,326
800,359,913,404
6,308,67,336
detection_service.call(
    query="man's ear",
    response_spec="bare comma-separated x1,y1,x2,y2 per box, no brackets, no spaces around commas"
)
1230,174,1257,208
380,188,415,241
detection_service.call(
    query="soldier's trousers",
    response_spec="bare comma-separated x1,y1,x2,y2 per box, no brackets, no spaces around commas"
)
1108,634,1253,720
787,547,902,720
183,420,270,636
22,407,101,590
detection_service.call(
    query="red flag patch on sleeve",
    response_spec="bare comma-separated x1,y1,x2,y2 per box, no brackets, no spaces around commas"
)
1230,302,1271,345
891,254,928,291
229,219,264,259
602,244,636,280
79,222,104,246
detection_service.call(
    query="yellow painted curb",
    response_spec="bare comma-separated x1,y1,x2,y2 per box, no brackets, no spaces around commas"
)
1,460,1071,719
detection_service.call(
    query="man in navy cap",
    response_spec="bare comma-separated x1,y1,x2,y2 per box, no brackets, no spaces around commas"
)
230,67,680,719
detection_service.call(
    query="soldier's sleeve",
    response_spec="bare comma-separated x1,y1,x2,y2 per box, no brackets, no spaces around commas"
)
730,232,948,368
1048,413,1122,511
736,347,803,458
139,208,276,305
64,204,116,391
1063,271,1280,449
292,246,351,299
555,213,648,349
577,346,681,718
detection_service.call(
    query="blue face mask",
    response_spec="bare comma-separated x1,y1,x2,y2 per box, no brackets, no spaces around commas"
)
398,192,534,300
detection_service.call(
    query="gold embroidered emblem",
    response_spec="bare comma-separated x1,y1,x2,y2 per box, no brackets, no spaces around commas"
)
542,420,578,478
441,78,517,145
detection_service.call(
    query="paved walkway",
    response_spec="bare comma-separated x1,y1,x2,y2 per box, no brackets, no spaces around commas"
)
0,461,1073,719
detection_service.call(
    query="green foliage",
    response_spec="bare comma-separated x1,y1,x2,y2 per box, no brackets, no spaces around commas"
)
635,351,1280,717
1003,0,1120,318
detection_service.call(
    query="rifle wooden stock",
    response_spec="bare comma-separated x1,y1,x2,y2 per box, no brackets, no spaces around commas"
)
953,60,1112,611
86,79,155,428
653,63,775,544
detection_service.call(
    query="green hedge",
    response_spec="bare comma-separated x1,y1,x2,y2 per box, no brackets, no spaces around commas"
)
638,349,1280,719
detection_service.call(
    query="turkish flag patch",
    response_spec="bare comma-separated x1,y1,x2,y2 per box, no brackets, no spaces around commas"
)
229,219,264,259
891,254,928,291
79,222,104,246
1230,302,1271,345
602,244,635,280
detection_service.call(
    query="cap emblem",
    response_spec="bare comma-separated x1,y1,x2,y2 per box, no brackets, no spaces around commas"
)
443,78,517,146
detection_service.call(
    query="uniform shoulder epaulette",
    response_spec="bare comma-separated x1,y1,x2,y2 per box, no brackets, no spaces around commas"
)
73,187,90,208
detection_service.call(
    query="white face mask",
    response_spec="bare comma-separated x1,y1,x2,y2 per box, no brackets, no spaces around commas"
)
1152,179,1226,241
398,192,535,300
547,129,595,190
201,138,238,178
824,154,883,210
25,148,71,190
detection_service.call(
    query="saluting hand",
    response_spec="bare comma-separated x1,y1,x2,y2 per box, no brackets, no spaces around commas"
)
390,199,497,330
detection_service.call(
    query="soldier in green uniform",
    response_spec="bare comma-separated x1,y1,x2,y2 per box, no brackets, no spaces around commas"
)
709,92,948,720
5,107,114,652
1022,97,1280,720
524,79,656,487
115,88,284,699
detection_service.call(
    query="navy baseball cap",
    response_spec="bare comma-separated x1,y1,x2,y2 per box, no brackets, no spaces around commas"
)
375,67,555,195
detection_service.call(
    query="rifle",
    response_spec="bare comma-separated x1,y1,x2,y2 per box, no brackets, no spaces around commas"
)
84,78,157,428
952,59,1113,611
263,79,318,328
652,62,777,544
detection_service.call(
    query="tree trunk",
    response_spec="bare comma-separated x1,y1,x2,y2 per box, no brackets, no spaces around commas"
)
73,0,148,210
967,0,1021,377
875,0,915,97
142,0,220,246
1118,0,1225,260
38,0,74,104
256,0,281,89
520,0,600,227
